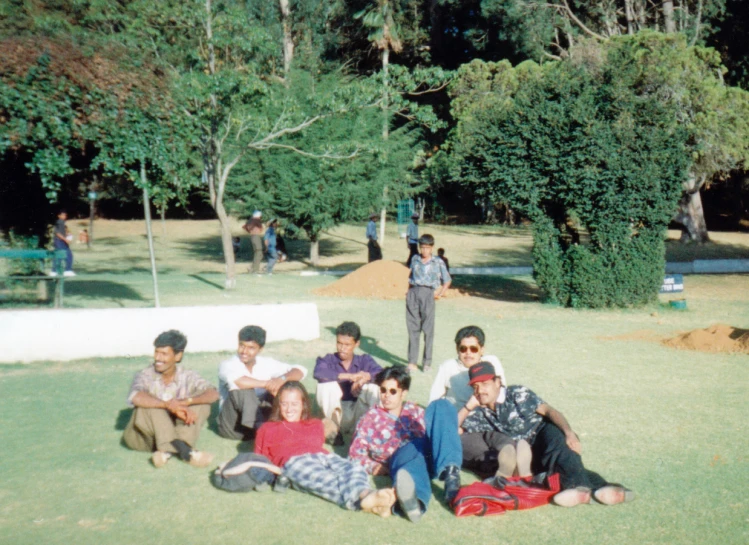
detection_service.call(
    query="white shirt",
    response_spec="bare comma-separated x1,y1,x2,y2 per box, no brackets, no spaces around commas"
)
428,354,506,409
218,354,307,407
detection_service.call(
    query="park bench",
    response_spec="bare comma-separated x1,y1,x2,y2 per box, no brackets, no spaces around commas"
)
0,249,67,308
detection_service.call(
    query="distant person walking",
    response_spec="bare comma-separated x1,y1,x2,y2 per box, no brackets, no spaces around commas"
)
50,210,75,277
437,248,449,273
406,234,451,372
366,213,382,263
405,213,419,266
243,211,264,275
264,219,279,275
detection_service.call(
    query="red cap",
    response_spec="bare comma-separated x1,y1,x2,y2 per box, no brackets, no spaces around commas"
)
468,361,497,385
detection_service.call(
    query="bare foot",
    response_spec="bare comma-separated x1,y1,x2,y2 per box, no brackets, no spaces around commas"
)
407,363,419,373
360,488,396,517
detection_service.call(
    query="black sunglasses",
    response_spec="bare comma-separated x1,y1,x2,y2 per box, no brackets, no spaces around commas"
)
379,387,400,395
459,345,480,353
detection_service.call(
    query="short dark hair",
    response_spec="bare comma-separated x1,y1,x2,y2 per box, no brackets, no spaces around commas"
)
375,366,411,390
455,326,485,347
335,321,361,342
418,234,435,246
437,248,445,255
269,381,312,422
238,325,266,347
154,330,188,354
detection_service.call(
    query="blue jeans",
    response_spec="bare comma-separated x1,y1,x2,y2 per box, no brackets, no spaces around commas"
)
53,240,73,272
266,246,278,274
387,399,462,512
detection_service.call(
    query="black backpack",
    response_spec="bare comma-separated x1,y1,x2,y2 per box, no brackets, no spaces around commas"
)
211,453,278,493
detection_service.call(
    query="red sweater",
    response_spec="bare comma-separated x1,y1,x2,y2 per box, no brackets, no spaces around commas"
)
254,419,327,467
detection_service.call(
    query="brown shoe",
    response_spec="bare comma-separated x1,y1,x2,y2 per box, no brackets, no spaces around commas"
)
188,450,215,468
151,451,172,468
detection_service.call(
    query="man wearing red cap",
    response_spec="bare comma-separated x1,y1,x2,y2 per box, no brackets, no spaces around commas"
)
459,361,634,508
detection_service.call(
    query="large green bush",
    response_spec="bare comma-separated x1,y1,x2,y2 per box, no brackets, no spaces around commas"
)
448,36,695,307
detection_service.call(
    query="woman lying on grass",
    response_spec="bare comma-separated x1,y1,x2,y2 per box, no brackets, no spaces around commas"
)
254,381,396,517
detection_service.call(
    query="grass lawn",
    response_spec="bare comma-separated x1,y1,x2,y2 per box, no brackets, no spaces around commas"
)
1,220,748,544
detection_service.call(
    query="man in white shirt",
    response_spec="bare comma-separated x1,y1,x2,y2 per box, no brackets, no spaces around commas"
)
428,326,529,478
217,325,307,440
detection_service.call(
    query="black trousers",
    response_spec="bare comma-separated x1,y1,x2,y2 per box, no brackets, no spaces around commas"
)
406,243,418,266
367,239,382,262
530,422,608,491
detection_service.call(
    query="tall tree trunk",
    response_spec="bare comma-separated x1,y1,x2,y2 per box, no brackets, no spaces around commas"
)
205,0,236,289
215,196,237,287
624,0,636,34
309,234,319,266
279,0,294,80
88,175,96,249
379,47,390,244
674,174,710,243
141,162,161,307
662,1,676,33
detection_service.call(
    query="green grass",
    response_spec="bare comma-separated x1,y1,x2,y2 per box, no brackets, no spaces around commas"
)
2,272,749,544
2,220,749,544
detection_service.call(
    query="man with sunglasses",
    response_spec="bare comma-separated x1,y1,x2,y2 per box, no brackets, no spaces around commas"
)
460,361,635,508
428,326,527,478
349,366,463,522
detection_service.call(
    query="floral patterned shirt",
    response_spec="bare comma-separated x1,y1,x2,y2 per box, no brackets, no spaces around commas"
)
127,365,214,407
409,255,451,289
348,401,425,474
461,385,546,442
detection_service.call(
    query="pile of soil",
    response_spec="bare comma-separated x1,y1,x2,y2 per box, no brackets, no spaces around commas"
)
663,323,749,354
313,260,465,300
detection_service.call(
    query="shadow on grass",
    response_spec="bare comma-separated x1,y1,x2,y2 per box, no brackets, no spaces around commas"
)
452,275,542,303
189,274,225,291
324,326,407,366
115,408,132,430
65,280,146,303
665,238,749,261
455,247,533,268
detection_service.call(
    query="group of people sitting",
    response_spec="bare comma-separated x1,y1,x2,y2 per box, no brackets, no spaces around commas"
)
123,322,634,521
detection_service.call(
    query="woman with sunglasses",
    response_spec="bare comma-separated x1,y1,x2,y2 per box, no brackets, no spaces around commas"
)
428,326,530,479
254,381,395,517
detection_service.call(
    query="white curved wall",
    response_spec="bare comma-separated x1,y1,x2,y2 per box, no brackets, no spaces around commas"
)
0,303,319,363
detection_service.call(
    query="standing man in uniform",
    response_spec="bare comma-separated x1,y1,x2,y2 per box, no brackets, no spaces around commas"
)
405,212,419,266
406,234,451,373
366,213,382,263
243,211,264,275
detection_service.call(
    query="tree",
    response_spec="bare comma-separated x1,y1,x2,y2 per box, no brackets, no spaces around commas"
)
448,35,694,307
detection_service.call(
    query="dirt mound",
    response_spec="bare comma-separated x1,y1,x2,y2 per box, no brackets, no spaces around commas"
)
663,323,749,354
313,260,465,300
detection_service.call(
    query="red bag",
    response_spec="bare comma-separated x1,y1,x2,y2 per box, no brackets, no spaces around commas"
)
452,473,561,518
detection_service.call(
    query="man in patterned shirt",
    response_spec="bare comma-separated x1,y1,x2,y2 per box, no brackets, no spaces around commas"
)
349,366,462,522
406,234,451,372
123,330,219,468
460,361,635,507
